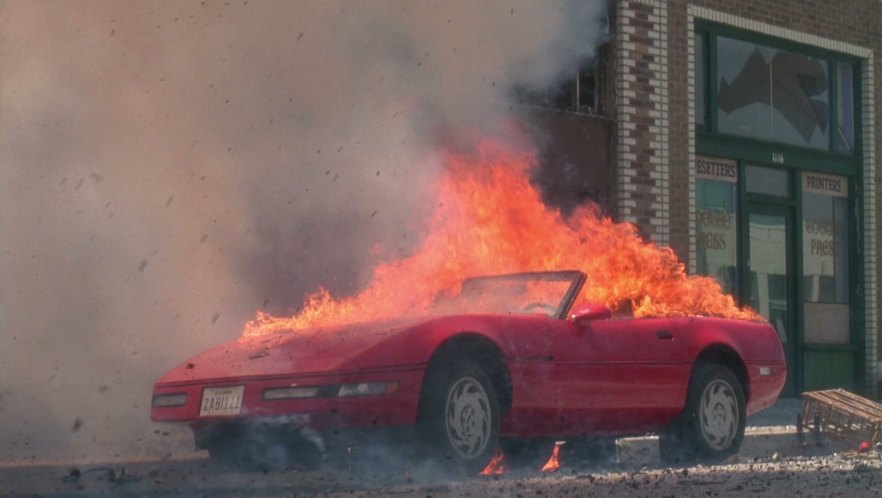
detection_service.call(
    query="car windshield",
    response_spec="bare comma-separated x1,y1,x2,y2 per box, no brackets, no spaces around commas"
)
429,271,584,318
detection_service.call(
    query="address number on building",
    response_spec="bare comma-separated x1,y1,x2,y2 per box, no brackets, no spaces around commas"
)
771,152,784,164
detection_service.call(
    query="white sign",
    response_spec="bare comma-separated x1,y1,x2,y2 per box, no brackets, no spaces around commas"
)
803,172,847,197
696,156,737,183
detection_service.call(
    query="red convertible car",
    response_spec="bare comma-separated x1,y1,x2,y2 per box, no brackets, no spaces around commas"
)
151,271,786,474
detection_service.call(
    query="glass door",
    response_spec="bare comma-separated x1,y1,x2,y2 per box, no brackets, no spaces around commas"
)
744,203,798,396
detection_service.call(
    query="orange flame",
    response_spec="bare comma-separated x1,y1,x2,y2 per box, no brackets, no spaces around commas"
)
479,448,507,475
540,442,562,472
244,137,757,337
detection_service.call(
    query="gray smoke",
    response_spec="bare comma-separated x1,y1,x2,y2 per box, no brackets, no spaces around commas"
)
0,1,605,461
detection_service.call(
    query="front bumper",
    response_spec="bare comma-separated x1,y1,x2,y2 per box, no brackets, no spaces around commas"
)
151,368,425,431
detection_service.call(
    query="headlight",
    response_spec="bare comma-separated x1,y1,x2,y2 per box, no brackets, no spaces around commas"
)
152,393,187,407
263,386,320,400
337,381,399,397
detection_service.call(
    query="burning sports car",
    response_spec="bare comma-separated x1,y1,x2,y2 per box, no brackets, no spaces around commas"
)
151,270,786,474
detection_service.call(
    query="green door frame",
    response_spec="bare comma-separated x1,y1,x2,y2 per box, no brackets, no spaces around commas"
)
694,21,865,395
741,200,800,396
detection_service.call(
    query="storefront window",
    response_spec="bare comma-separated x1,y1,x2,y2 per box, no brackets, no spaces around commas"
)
745,164,789,197
697,23,862,394
835,62,855,152
717,36,829,149
695,156,738,295
802,171,850,344
695,32,706,127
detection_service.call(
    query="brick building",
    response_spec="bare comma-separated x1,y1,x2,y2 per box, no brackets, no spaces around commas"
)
530,0,881,398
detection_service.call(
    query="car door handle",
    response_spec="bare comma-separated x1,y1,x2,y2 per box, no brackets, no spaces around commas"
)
656,330,673,340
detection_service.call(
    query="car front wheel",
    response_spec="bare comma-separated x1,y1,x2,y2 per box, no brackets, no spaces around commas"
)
659,363,745,464
416,360,500,475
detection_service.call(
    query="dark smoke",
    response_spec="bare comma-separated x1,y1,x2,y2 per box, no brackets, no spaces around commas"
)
0,1,605,461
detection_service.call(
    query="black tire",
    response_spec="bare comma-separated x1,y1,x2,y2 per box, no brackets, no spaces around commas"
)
205,437,242,468
207,434,285,472
498,438,557,471
659,363,745,465
206,425,323,472
416,359,500,475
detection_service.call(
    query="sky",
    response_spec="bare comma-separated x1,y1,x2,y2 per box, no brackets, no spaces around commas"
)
0,0,606,460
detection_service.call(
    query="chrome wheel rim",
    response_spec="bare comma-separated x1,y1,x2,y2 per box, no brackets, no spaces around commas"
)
699,378,739,451
445,376,492,459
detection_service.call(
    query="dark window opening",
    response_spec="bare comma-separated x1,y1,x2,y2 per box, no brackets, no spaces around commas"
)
515,47,607,115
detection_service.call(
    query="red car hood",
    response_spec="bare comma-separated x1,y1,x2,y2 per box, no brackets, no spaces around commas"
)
155,316,428,386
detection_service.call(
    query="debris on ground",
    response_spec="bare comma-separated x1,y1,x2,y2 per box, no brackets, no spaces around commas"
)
60,465,141,485
799,389,882,448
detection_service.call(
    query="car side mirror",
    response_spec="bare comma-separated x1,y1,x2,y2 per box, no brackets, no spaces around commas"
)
569,302,612,326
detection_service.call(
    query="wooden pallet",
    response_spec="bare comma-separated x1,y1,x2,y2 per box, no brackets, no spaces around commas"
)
800,389,882,445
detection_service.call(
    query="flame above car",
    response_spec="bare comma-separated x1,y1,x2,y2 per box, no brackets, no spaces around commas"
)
244,136,758,338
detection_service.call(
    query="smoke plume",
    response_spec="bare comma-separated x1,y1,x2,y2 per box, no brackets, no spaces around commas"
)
0,1,606,460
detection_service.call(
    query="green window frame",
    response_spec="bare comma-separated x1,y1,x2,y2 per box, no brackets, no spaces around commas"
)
694,22,862,171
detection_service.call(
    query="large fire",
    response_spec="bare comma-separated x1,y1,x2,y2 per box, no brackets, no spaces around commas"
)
244,138,757,337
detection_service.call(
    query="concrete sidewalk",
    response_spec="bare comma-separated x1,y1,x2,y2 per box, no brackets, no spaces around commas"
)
746,397,803,428
715,396,868,461
740,397,805,461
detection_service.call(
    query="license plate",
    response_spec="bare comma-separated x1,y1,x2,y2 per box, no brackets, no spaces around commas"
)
200,385,244,416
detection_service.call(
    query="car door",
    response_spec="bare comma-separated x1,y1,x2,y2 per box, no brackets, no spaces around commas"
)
548,316,691,434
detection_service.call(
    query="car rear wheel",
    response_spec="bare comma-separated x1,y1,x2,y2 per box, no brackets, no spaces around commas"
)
659,363,745,464
416,360,500,475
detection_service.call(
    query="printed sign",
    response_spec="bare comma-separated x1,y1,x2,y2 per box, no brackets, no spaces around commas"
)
803,172,847,197
696,156,737,183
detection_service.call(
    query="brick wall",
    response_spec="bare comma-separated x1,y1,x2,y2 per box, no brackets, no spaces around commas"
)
614,0,670,245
